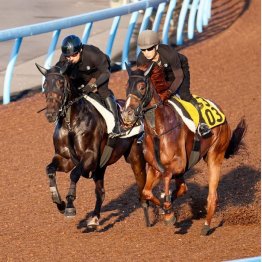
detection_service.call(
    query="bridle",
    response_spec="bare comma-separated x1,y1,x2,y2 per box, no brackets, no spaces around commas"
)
127,74,162,119
44,69,83,123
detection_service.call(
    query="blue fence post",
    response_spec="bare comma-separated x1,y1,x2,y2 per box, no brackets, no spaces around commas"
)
162,0,177,44
176,0,190,45
44,30,61,70
207,0,212,20
121,11,139,69
188,0,200,40
203,0,212,26
106,16,121,58
196,0,205,33
3,37,23,104
136,7,154,57
42,30,61,88
82,22,93,44
152,2,166,31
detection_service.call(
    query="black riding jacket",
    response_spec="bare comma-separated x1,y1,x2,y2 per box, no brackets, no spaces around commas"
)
56,44,111,93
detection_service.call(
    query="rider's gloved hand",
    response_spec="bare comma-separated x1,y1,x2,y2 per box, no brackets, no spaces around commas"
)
159,89,172,101
78,83,97,94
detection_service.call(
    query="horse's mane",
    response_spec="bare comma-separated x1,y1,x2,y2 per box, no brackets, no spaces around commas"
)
137,63,170,93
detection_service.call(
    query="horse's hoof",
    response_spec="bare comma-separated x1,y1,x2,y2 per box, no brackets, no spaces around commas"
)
201,225,211,236
56,201,66,214
164,213,176,226
87,216,100,229
64,207,76,217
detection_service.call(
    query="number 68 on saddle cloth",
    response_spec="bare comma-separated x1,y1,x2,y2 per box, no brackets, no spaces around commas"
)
168,95,226,133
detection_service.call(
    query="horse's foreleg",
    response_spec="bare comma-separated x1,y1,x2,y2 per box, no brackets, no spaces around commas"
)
141,166,162,227
46,155,74,213
162,174,176,225
64,163,82,217
86,170,106,228
126,142,149,225
143,166,161,206
202,154,223,235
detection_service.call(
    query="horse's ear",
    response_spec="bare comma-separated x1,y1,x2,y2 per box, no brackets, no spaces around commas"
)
125,62,132,76
144,62,155,77
35,63,47,76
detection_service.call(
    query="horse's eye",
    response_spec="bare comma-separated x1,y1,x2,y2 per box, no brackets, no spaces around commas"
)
138,82,146,94
57,79,64,87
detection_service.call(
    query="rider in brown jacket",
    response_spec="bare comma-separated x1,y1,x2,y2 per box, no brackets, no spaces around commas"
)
136,30,212,138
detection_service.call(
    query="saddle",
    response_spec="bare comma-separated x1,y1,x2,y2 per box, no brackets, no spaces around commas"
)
83,94,144,138
168,95,226,133
168,95,226,170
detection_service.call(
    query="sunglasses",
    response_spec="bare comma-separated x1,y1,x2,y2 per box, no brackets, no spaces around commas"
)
141,46,155,52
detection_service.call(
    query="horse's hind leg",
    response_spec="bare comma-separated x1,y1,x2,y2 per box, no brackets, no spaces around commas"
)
202,150,225,235
46,155,74,213
171,175,188,201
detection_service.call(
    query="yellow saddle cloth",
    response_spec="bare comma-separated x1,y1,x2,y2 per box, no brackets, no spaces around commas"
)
168,95,226,133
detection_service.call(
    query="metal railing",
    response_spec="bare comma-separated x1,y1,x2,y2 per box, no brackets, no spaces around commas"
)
0,0,213,104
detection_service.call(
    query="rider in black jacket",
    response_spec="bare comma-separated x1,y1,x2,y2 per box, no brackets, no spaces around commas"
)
56,35,121,136
137,30,212,138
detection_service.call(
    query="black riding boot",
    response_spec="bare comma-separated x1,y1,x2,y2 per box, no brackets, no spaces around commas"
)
190,97,212,138
104,95,122,136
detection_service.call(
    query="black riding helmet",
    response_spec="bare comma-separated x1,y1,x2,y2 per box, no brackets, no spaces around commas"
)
61,35,82,56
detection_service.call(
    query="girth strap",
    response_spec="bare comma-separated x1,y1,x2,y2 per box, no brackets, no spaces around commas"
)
187,135,201,169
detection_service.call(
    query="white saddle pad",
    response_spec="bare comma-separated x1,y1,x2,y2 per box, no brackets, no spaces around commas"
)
84,95,144,138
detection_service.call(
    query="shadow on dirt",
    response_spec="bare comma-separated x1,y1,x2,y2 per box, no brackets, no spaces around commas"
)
77,184,141,233
77,164,260,233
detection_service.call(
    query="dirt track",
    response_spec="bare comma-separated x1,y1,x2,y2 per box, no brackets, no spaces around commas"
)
0,0,260,261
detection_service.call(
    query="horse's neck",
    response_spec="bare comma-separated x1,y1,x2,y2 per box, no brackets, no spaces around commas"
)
144,95,181,135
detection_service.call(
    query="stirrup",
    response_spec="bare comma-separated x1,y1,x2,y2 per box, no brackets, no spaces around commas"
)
197,123,213,138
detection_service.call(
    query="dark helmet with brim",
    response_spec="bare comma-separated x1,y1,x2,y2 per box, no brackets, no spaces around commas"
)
61,35,82,56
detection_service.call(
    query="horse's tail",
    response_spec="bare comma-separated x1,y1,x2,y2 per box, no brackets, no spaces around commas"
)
68,131,80,165
224,117,247,159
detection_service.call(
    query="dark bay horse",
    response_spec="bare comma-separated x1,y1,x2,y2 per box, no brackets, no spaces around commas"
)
35,64,147,228
121,63,247,235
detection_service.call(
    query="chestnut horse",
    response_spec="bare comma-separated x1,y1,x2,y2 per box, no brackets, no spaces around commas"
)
121,63,247,235
35,64,147,228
